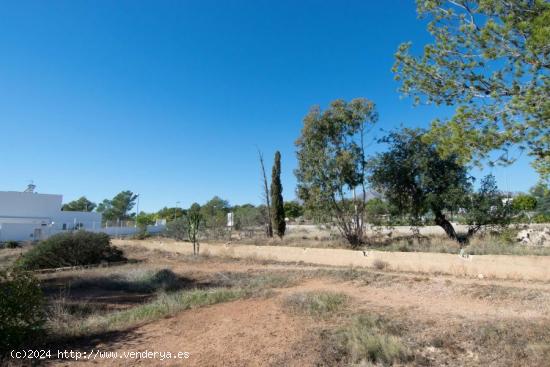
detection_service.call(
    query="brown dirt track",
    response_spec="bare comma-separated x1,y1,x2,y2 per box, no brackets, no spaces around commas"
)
46,240,550,366
114,239,550,281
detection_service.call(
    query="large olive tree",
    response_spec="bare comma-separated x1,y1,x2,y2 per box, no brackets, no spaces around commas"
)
369,129,471,241
369,129,512,243
295,98,378,247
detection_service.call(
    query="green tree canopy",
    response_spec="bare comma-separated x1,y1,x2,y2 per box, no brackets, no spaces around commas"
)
364,198,390,226
96,190,138,221
511,194,538,212
200,196,230,231
295,98,378,246
530,181,550,214
369,129,471,240
61,196,96,212
283,201,304,220
463,174,512,235
136,212,156,229
233,204,264,230
156,207,186,222
394,0,550,178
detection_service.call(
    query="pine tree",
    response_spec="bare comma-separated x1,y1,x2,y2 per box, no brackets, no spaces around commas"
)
270,151,286,238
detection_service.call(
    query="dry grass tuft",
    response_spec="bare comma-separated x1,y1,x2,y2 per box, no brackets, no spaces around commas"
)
372,259,389,270
284,291,348,317
328,313,411,366
45,268,297,339
68,268,186,293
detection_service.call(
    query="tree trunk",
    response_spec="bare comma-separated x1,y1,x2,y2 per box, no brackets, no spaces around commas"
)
464,225,481,243
434,210,458,241
258,150,273,238
344,231,363,249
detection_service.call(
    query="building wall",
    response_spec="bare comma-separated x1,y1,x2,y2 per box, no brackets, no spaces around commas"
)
0,191,62,218
92,224,165,237
0,190,164,242
54,211,102,231
0,223,52,242
0,191,103,242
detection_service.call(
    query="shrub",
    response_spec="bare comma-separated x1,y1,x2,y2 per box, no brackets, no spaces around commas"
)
4,241,20,249
17,231,125,270
373,259,389,270
70,269,185,293
335,314,410,365
533,213,550,224
0,268,45,354
165,218,188,241
61,286,261,338
284,291,347,317
131,229,151,240
212,272,296,290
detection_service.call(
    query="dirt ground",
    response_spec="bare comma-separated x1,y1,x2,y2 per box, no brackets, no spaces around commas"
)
36,242,550,367
114,239,550,281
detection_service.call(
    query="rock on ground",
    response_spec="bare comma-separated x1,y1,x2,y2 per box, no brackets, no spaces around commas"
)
517,227,550,247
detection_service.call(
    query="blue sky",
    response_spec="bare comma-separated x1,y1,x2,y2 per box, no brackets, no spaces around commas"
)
0,0,539,211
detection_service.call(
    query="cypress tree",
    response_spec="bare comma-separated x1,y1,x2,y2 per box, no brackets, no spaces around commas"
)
270,151,286,238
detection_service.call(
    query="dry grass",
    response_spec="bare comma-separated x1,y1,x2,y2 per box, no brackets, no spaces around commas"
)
312,267,401,287
45,267,298,340
48,287,248,338
211,271,298,290
232,225,550,257
68,268,187,293
323,313,411,366
319,308,550,367
284,291,348,317
372,259,389,270
469,320,550,366
119,239,550,281
32,245,550,366
0,247,27,270
459,283,545,303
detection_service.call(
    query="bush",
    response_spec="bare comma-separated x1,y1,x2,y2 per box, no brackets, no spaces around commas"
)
533,213,550,224
70,269,185,293
0,268,44,355
284,291,347,317
131,229,151,240
335,314,410,365
3,241,20,249
165,218,188,241
373,259,389,270
17,231,125,270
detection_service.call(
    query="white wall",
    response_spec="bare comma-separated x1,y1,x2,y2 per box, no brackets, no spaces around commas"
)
0,191,103,241
0,190,168,241
0,191,61,218
94,225,165,237
0,223,52,242
54,211,102,231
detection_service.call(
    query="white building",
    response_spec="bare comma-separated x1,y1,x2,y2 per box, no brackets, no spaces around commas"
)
0,187,102,242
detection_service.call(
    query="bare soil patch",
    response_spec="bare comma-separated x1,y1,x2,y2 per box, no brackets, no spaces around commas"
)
5,242,550,366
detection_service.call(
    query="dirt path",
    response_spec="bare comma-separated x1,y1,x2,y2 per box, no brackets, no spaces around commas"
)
52,296,316,367
51,274,550,366
46,243,550,366
115,239,550,281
